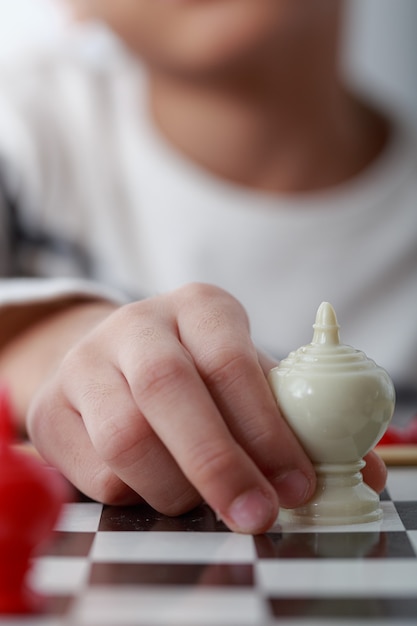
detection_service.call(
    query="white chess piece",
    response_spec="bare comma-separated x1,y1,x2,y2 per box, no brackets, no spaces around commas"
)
268,302,395,525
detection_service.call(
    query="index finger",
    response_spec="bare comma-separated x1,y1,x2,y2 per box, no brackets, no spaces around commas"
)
175,284,316,508
119,324,280,534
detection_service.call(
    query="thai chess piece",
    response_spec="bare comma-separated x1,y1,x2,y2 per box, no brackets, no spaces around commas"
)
268,302,395,525
0,386,67,613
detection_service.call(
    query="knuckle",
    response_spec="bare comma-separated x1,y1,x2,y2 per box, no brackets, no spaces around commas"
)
196,306,225,334
247,430,281,476
111,300,150,324
88,466,135,505
58,339,101,383
188,440,239,486
135,354,190,400
179,283,248,322
113,303,164,345
202,347,251,389
91,407,152,467
80,380,115,416
95,419,137,465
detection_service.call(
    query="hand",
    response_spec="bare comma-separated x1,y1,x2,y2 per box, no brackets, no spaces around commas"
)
26,283,386,533
362,450,387,494
26,284,316,533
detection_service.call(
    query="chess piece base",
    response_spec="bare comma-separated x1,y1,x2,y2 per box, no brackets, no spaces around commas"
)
280,461,382,525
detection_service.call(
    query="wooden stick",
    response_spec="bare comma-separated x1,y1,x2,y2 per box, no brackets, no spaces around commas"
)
376,444,417,466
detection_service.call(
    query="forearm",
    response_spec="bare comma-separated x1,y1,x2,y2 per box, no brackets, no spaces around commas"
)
0,299,117,432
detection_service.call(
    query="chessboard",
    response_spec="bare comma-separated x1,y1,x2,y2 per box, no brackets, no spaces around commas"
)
2,467,416,626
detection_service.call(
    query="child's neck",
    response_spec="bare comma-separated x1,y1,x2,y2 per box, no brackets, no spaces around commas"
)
148,70,388,194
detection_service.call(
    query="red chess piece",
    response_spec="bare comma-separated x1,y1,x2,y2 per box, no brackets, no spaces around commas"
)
0,386,67,614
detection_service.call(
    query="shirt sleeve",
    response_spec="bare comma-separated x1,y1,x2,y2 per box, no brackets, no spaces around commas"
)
0,164,128,308
0,60,130,313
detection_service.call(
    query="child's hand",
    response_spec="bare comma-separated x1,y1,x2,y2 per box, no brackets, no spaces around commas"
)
26,284,314,533
26,283,385,533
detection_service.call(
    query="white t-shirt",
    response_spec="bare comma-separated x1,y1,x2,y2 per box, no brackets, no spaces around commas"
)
0,30,416,390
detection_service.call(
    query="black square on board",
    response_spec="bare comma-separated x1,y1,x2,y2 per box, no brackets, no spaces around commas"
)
99,503,228,532
89,562,253,586
268,596,417,619
395,501,417,530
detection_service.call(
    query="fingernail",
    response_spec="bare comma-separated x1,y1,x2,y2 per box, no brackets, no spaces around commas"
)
226,488,275,534
273,470,313,508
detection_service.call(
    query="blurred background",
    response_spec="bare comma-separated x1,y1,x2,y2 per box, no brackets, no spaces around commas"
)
0,0,415,121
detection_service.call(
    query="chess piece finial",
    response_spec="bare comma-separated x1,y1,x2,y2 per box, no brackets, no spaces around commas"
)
312,301,340,345
0,385,68,614
268,302,395,525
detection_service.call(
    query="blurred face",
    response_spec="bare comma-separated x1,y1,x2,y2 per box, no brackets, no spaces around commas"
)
66,0,340,78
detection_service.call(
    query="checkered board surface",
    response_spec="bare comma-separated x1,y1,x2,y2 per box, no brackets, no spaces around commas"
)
3,467,417,626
